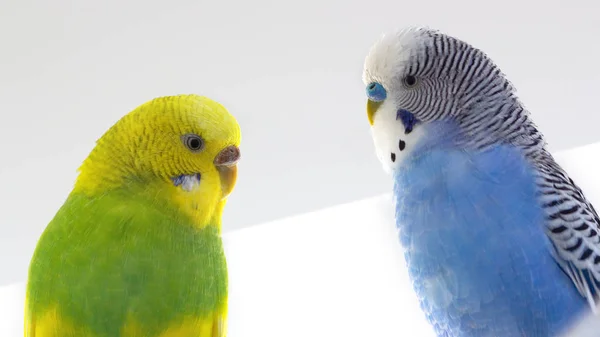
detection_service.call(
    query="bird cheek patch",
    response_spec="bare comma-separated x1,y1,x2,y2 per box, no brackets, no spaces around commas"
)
397,109,419,135
171,173,202,192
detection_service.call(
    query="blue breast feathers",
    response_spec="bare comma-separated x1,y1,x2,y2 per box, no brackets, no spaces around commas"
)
393,135,588,336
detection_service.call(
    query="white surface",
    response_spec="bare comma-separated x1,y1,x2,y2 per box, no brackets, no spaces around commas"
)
3,141,600,336
0,283,24,337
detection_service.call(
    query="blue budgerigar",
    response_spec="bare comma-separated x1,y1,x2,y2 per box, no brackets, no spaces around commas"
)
363,27,600,337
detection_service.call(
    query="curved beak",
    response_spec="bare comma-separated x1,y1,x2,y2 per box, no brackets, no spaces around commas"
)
214,145,240,199
367,100,383,125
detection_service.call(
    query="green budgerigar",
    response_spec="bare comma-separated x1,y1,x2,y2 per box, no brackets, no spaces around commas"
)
25,94,241,337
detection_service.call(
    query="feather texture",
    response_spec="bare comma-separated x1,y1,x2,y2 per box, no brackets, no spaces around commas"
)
25,191,228,337
394,122,588,336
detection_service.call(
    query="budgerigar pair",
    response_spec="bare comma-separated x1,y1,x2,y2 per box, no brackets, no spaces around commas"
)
24,26,600,337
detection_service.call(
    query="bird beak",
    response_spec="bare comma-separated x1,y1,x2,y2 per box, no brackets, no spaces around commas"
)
367,100,383,125
214,145,240,200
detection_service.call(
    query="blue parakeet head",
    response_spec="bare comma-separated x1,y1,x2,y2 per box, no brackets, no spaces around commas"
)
362,27,538,173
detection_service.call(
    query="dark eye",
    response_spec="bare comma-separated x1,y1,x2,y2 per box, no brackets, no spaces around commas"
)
403,75,418,88
182,134,204,152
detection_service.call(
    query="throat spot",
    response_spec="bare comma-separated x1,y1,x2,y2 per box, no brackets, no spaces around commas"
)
171,173,201,192
390,139,407,164
399,139,406,151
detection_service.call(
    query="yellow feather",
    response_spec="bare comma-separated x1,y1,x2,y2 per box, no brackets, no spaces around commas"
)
25,301,227,337
72,94,241,229
24,304,95,337
122,304,227,337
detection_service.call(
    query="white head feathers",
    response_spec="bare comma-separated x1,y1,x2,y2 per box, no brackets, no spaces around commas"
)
362,27,434,174
363,26,433,94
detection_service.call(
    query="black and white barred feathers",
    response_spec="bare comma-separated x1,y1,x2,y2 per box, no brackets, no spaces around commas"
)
364,26,600,312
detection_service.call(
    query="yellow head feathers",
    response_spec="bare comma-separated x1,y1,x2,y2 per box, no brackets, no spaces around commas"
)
73,94,241,227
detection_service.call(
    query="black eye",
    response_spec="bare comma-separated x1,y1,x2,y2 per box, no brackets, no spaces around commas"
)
403,75,418,88
182,134,204,152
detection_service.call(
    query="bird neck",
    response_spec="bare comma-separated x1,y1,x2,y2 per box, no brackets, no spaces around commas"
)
70,114,227,231
73,158,225,231
453,93,546,155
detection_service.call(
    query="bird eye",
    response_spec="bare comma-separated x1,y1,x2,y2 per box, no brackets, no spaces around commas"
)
182,134,204,152
366,82,387,102
403,75,418,88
